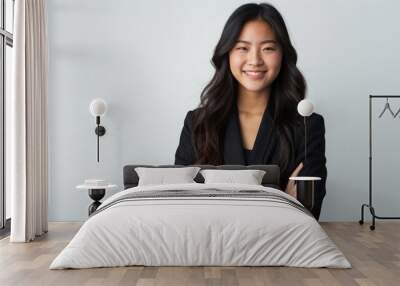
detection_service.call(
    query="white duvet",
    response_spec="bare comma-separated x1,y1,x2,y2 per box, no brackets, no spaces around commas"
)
50,183,351,269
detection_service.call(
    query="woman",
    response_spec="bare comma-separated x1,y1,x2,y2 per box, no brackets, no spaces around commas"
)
175,3,327,220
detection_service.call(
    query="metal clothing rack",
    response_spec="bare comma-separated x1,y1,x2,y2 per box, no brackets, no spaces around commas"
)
359,95,400,230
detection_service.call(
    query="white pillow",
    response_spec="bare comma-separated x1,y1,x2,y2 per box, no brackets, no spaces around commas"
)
200,169,266,185
135,167,201,186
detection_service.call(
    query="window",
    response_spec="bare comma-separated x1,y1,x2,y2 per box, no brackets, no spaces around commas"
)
0,0,14,234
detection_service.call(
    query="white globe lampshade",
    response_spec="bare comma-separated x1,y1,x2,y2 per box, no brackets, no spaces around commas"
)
89,98,107,117
297,99,314,117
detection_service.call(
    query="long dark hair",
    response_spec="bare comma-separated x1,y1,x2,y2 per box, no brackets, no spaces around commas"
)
192,3,306,175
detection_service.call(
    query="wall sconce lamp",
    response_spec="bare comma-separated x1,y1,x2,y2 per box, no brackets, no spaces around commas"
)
292,99,321,212
89,98,107,162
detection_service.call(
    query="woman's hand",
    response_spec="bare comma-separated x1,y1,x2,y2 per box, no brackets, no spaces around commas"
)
285,162,304,198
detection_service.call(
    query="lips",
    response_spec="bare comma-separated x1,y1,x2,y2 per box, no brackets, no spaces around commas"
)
243,70,267,80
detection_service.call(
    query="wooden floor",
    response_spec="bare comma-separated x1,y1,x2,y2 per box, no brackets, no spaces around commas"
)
0,222,399,286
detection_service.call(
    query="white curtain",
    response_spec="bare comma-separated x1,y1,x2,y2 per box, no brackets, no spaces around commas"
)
10,0,48,242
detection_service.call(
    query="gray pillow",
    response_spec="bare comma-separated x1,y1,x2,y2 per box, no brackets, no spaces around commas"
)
200,169,266,185
135,167,201,186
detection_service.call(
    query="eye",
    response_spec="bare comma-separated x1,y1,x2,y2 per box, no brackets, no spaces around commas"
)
237,46,248,51
263,47,276,51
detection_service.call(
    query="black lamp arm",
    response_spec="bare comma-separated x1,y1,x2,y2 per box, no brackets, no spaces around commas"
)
94,116,106,162
304,116,308,165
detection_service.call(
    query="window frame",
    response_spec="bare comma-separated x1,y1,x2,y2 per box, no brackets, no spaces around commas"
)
0,0,14,232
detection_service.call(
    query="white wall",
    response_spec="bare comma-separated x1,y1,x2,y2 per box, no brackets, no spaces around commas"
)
47,0,400,221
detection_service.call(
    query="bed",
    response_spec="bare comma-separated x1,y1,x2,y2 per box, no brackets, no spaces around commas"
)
50,165,351,269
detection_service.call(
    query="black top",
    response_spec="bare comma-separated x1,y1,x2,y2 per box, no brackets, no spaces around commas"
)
243,148,254,165
174,103,327,220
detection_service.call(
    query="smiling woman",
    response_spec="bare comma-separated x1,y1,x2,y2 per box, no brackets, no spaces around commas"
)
229,19,283,152
175,3,327,220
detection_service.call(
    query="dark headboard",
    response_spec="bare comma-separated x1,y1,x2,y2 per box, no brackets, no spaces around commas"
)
123,165,281,190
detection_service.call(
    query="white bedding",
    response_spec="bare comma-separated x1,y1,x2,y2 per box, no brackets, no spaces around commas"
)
50,183,351,269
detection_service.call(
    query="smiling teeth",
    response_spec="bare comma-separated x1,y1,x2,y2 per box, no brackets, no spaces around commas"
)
244,71,265,75
245,71,265,75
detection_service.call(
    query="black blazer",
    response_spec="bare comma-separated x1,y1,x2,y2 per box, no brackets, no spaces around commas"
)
175,103,327,220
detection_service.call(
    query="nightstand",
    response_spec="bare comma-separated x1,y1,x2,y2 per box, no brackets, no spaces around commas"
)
76,183,117,215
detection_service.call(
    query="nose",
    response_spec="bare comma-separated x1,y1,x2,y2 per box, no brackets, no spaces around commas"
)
247,48,263,66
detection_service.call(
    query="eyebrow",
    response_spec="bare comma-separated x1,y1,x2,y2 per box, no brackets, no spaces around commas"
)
236,40,277,44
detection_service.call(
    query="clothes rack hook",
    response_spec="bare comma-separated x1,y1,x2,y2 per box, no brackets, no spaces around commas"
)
378,97,395,118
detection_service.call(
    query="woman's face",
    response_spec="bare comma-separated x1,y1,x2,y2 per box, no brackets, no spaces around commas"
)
229,19,283,95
